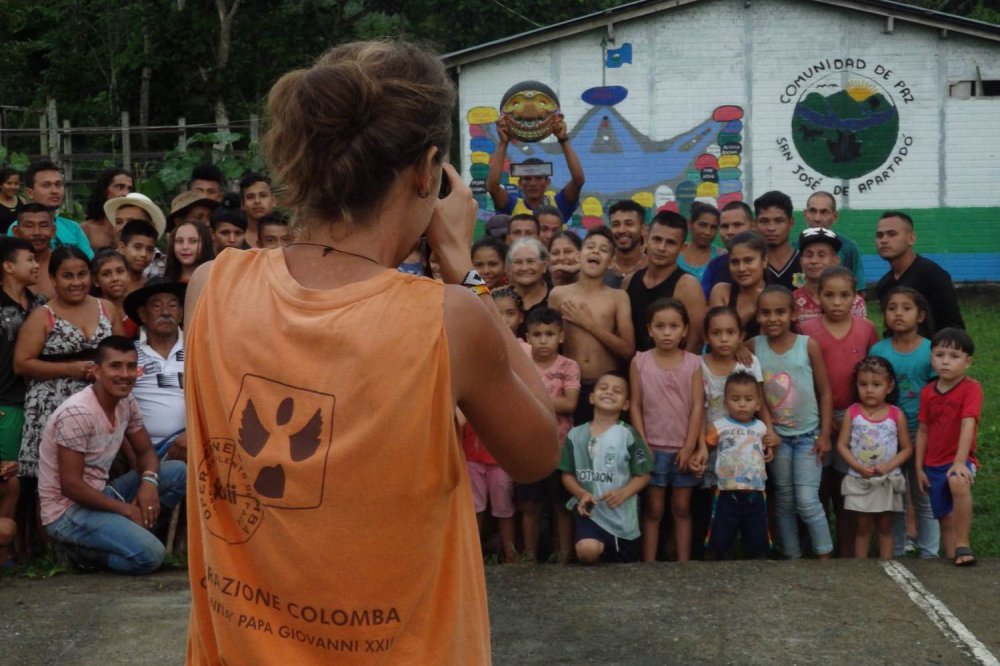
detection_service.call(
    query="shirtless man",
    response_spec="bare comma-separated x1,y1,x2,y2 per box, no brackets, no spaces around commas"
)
11,204,56,300
81,168,133,251
604,200,647,288
623,211,705,353
549,226,635,425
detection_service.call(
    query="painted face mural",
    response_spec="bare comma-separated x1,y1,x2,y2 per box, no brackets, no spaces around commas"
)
500,81,562,142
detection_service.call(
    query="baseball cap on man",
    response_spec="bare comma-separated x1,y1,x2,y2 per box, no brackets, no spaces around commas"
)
798,226,842,253
104,193,167,239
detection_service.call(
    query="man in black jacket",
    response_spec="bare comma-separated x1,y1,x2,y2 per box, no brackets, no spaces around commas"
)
875,211,964,332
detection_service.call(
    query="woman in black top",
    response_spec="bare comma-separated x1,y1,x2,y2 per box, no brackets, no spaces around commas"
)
708,231,767,340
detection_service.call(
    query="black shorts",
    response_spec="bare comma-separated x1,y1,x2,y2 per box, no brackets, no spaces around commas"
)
574,514,640,563
514,469,570,505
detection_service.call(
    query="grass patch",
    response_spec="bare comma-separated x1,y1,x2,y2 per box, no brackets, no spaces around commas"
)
1,549,67,579
868,289,1000,557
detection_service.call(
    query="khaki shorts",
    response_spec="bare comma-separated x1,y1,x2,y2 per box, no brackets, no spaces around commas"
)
842,474,906,513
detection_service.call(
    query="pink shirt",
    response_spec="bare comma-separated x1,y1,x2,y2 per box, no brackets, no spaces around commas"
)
535,354,581,443
635,350,701,452
38,387,144,525
793,287,867,325
800,316,879,410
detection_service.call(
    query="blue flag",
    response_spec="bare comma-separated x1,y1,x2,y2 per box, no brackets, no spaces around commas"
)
606,43,632,68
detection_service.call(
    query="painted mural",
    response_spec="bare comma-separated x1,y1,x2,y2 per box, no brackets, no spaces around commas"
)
467,92,746,228
776,59,916,198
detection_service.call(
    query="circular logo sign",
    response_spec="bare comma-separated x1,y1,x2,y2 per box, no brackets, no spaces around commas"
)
791,72,899,179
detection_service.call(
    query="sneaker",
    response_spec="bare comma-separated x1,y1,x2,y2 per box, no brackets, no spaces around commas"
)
904,536,918,555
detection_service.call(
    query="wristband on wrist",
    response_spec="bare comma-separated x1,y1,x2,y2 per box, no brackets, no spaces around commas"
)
461,270,490,297
141,476,159,487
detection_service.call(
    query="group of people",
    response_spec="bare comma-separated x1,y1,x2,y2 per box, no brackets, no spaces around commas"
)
0,160,291,573
461,171,978,567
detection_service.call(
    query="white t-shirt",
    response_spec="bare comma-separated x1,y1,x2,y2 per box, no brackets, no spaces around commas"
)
132,331,186,442
702,356,763,424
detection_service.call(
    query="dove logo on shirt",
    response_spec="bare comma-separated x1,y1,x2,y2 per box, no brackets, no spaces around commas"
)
229,375,336,510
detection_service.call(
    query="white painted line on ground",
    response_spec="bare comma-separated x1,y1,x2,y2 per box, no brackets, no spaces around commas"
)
881,560,999,666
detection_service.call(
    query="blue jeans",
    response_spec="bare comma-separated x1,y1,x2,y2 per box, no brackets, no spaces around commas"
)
772,431,832,558
707,491,769,559
892,459,940,558
46,461,186,574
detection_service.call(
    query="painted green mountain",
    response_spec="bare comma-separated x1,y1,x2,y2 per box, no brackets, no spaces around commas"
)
792,90,899,179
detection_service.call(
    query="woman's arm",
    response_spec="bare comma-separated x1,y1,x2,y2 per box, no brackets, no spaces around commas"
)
708,282,730,309
101,298,125,336
807,338,834,460
13,308,91,381
628,356,647,442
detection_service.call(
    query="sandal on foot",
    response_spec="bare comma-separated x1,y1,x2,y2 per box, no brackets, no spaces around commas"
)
954,546,977,567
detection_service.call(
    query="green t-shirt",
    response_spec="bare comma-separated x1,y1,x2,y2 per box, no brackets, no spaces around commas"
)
558,422,653,540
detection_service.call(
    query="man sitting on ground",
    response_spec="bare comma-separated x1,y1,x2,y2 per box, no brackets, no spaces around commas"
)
38,336,185,574
124,282,187,460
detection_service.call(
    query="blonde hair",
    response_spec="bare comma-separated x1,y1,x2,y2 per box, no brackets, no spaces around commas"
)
264,40,455,227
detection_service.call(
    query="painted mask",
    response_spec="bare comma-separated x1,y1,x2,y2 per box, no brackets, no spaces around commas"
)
500,81,561,143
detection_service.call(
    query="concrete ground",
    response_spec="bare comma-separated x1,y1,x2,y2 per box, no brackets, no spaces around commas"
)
3,560,998,665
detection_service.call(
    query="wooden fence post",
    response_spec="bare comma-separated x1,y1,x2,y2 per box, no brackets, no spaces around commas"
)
38,112,48,157
62,119,73,209
121,111,131,170
46,98,59,164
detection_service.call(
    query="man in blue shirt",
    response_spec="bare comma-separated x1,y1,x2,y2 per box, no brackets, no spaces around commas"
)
486,115,585,223
10,161,93,259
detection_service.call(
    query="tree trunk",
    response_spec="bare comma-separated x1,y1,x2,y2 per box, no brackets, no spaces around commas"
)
212,0,241,160
139,22,152,150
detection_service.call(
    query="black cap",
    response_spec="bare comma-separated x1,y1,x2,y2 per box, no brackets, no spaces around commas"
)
798,227,842,252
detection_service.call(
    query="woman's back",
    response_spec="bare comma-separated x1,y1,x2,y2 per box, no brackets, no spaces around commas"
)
185,250,489,664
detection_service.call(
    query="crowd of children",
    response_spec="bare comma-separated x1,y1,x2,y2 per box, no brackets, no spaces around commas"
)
462,198,983,568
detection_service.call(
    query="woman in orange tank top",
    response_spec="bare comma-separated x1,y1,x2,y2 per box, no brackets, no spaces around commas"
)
183,41,558,665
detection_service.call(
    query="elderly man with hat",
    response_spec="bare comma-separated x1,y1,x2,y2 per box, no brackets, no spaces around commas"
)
793,226,867,324
124,281,188,461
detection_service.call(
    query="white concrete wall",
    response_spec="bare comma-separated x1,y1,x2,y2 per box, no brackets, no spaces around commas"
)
456,0,1000,212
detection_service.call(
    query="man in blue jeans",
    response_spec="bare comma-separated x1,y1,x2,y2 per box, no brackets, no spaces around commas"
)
37,335,185,574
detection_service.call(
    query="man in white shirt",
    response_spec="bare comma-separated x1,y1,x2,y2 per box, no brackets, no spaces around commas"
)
123,281,187,460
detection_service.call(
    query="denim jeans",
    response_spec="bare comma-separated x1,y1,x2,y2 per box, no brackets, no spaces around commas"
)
892,459,940,558
707,491,769,559
46,460,186,574
772,430,832,558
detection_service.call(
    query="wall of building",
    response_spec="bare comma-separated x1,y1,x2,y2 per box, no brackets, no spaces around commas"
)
456,0,1000,282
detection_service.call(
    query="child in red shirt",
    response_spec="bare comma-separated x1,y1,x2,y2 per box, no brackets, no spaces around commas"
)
916,328,982,567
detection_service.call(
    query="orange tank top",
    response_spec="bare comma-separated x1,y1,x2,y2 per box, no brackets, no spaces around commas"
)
184,249,490,664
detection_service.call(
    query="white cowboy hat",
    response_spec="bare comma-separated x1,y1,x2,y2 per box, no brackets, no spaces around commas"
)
104,192,167,239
